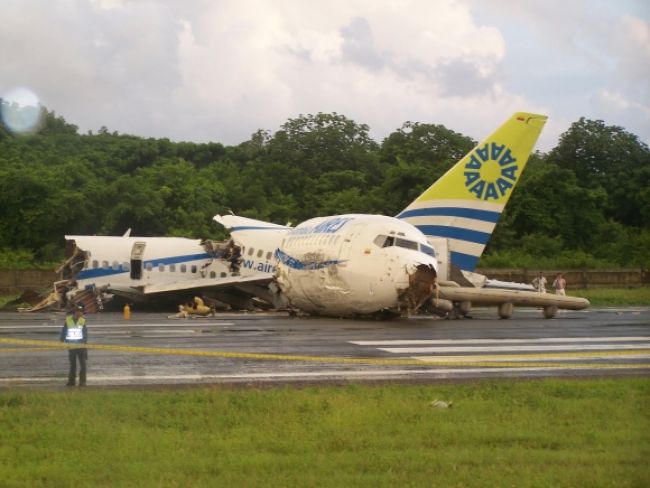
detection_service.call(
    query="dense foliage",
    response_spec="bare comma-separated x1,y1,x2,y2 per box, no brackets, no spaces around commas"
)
1,100,649,268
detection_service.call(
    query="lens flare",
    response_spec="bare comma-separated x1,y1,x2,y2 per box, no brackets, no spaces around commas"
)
1,87,42,134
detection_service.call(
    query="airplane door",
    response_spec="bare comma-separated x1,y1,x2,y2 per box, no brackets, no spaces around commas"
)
337,223,364,263
130,241,146,280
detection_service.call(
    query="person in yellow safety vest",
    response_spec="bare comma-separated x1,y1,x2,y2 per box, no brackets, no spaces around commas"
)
60,303,88,387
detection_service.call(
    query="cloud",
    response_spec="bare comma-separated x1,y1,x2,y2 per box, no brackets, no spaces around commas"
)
2,0,646,151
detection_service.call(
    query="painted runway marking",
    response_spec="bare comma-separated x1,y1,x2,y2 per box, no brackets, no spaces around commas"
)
350,336,650,370
413,351,650,362
2,364,649,386
352,336,650,346
1,338,649,372
377,344,650,354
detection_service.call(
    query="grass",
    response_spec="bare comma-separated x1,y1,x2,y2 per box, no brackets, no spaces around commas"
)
0,295,25,309
1,379,648,487
571,287,650,306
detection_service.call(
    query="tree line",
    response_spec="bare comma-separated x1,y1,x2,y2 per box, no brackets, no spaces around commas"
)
1,100,649,269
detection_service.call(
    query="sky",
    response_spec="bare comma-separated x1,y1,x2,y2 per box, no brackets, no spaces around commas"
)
1,0,648,151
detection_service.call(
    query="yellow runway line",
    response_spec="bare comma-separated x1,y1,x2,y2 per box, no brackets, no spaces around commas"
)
1,338,649,370
0,347,57,353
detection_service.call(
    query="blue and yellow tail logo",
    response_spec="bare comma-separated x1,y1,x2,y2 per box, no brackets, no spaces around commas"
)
398,112,547,272
464,142,518,201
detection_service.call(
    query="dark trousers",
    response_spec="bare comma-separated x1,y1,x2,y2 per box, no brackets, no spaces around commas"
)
67,348,87,386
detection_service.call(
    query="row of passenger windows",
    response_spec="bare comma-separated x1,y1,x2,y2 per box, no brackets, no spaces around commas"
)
92,260,129,271
90,260,203,274
240,246,273,260
372,235,436,257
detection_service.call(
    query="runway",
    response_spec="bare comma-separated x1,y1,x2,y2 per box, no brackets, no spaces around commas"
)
1,306,649,387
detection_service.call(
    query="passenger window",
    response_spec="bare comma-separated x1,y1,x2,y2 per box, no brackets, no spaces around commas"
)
191,265,197,273
210,271,216,278
158,264,165,272
266,251,272,260
169,264,176,272
145,262,153,271
220,272,227,278
395,238,418,250
123,262,130,271
248,247,254,256
180,264,187,273
92,260,99,269
257,249,263,258
112,261,119,270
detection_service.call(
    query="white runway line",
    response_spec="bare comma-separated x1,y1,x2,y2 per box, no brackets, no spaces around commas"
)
413,354,650,362
3,363,649,385
377,344,650,354
351,337,650,346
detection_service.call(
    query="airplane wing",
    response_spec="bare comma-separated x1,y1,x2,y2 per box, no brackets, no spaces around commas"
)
436,285,589,319
438,286,589,309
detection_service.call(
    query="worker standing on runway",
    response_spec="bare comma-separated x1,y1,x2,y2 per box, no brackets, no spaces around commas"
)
60,303,88,387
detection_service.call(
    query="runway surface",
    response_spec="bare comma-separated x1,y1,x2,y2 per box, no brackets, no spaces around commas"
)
1,306,649,388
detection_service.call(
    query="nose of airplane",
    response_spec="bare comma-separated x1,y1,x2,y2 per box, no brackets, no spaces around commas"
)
398,259,437,315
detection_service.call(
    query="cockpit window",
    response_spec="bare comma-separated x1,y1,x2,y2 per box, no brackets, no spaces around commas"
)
373,235,395,248
375,234,435,257
395,238,418,251
420,243,436,257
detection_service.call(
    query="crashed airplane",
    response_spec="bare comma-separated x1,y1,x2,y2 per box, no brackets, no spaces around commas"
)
29,112,588,318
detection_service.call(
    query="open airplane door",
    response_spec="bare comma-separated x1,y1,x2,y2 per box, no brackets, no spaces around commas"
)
130,241,146,280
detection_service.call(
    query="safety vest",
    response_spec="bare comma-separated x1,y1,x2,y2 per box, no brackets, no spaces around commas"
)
65,316,86,342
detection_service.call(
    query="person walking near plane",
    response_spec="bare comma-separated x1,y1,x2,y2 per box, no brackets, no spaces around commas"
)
532,272,547,293
60,303,88,386
553,273,567,296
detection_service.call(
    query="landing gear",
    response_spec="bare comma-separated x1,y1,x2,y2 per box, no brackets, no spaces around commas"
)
498,302,514,319
449,301,472,319
543,305,558,319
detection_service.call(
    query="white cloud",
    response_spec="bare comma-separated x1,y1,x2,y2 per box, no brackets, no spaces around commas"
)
0,0,646,150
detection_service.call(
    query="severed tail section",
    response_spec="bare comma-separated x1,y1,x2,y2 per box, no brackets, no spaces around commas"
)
397,112,547,272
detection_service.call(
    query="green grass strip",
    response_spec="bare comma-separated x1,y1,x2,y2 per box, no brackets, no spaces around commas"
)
1,379,648,487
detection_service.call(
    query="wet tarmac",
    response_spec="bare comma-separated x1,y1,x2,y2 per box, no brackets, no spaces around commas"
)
1,307,649,388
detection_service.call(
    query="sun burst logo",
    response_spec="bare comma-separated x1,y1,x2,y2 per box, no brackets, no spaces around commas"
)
464,142,519,200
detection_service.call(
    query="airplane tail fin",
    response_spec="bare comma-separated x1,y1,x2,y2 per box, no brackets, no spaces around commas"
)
397,112,547,272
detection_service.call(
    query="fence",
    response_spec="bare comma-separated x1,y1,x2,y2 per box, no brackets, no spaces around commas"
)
476,268,649,289
0,270,60,294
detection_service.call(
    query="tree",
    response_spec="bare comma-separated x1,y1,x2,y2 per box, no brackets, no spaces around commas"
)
550,118,650,227
378,122,475,215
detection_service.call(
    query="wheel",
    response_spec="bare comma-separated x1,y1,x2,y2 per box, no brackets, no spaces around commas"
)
543,305,558,319
498,302,513,319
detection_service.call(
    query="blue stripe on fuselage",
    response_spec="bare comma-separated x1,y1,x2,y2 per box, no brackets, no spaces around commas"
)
76,252,211,280
275,248,343,270
397,207,501,223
